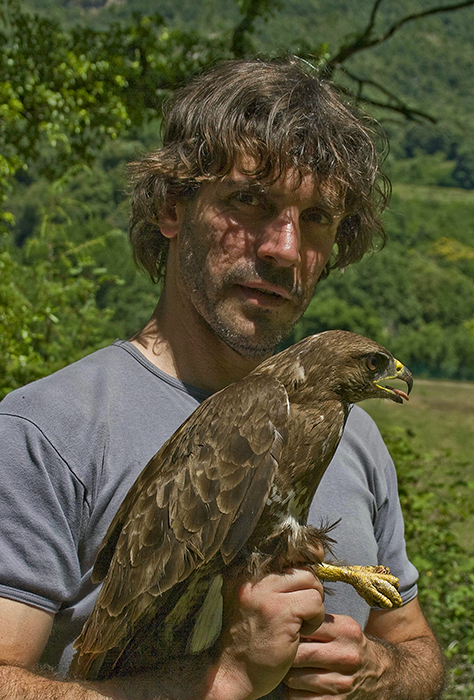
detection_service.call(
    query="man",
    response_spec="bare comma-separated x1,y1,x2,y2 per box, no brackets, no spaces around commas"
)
0,57,444,699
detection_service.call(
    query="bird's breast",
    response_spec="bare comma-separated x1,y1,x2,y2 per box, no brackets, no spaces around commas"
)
264,484,310,525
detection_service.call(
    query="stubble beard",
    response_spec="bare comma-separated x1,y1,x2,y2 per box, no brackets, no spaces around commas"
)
177,218,309,360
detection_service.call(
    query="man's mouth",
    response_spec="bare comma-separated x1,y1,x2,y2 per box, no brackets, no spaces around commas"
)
236,282,292,307
239,281,292,299
237,284,290,308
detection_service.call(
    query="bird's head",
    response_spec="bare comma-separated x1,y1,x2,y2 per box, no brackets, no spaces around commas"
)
257,330,413,406
302,330,413,405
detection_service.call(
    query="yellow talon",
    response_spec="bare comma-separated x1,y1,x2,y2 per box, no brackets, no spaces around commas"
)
313,562,403,609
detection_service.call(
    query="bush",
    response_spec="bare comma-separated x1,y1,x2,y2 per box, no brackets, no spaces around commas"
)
381,426,474,698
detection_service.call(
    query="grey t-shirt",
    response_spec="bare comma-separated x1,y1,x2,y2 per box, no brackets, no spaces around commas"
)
0,341,418,675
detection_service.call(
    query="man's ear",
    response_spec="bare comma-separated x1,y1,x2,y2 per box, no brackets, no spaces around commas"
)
159,200,185,240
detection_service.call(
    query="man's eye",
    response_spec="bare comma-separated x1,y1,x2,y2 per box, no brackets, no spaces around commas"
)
233,192,260,207
303,209,332,225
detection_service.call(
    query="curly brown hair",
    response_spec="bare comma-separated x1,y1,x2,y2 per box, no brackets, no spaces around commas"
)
129,56,390,283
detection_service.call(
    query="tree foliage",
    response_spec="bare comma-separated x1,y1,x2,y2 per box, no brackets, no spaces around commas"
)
0,168,124,398
0,0,227,222
3,0,473,215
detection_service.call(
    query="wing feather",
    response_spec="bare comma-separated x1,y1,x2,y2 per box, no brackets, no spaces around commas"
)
72,373,289,674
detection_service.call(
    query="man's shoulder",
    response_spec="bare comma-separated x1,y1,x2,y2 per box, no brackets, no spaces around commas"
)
0,340,207,473
341,404,389,454
0,343,124,419
313,406,395,533
328,404,392,487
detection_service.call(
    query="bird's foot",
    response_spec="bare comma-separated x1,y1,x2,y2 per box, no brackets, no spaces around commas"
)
313,562,403,609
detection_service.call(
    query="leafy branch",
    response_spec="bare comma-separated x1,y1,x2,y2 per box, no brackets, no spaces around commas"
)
337,66,437,124
306,0,474,122
228,0,474,122
324,0,474,77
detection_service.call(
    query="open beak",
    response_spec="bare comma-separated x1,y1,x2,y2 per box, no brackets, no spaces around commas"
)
374,359,413,404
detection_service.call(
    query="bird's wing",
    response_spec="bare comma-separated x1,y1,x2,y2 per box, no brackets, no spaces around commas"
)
73,373,289,662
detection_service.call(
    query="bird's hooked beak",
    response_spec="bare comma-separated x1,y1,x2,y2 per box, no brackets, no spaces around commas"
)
374,358,414,404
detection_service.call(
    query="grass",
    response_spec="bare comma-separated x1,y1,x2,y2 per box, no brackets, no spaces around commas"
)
361,378,474,552
363,378,474,698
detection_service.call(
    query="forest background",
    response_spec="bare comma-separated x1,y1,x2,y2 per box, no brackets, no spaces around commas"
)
1,0,474,696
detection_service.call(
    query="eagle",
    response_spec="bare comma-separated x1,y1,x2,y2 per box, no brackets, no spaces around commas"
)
70,330,413,681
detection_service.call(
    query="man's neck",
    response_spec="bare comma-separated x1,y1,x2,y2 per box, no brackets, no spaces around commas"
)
130,298,264,394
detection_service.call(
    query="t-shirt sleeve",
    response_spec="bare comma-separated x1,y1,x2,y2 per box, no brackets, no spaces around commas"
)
374,449,419,605
350,406,418,604
0,413,89,612
308,406,418,623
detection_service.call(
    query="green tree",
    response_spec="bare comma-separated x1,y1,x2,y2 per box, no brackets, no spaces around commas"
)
0,0,227,225
4,0,474,219
0,171,122,397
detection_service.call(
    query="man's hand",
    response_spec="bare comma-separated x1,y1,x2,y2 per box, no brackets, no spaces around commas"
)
284,613,386,698
284,599,445,700
206,568,325,700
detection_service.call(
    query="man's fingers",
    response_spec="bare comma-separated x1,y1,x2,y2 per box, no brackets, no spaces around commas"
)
279,570,325,635
269,567,324,593
285,666,342,694
238,568,324,601
300,615,325,637
235,568,325,644
288,639,340,672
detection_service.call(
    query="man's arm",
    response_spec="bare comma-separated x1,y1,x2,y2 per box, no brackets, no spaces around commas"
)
0,568,325,700
0,597,111,700
284,597,445,700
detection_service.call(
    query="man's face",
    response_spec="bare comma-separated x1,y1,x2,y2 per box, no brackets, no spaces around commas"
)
171,167,345,359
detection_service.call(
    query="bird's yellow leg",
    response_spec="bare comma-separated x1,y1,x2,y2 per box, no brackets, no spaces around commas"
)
313,562,403,609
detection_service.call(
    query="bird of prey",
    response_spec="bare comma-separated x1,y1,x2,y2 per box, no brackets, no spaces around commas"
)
70,330,413,681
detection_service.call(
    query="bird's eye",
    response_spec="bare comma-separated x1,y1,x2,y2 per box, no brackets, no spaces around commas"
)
366,355,380,371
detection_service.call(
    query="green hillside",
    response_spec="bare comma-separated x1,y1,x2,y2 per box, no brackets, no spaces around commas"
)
287,182,474,380
3,0,474,388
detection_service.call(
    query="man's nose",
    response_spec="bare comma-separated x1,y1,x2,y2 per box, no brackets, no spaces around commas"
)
256,209,301,267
